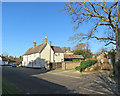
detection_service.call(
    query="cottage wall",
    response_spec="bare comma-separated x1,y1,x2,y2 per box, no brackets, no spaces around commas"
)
22,43,64,67
54,53,64,62
22,53,40,67
41,43,54,62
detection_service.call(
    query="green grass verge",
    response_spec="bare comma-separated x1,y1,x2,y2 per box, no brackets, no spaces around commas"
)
2,78,21,94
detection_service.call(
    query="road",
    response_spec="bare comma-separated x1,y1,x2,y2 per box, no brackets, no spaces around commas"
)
2,66,117,94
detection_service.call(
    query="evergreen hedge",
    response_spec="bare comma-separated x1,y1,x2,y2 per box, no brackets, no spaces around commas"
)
75,60,97,72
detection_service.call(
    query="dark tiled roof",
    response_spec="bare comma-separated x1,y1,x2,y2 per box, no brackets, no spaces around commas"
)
9,59,16,63
2,56,8,61
24,43,47,55
24,43,63,55
64,54,84,59
51,46,63,53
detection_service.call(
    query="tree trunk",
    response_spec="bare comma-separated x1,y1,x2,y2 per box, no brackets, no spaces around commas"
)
116,28,120,94
116,28,120,74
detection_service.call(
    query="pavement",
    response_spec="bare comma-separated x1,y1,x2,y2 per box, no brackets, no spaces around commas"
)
2,66,118,95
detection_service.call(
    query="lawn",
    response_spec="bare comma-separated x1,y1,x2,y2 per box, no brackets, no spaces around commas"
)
2,78,21,94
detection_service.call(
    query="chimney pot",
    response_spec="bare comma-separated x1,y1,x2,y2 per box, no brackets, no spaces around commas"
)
33,40,36,48
44,36,47,43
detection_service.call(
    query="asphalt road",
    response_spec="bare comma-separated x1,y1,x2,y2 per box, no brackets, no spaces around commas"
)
2,66,118,94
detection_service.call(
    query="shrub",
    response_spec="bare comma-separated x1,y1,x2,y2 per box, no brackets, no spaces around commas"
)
75,60,97,72
74,49,93,59
72,59,80,61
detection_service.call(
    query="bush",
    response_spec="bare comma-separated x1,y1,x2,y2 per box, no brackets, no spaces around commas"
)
72,59,80,61
75,60,97,72
74,49,93,59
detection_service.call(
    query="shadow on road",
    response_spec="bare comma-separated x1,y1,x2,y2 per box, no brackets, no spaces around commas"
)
90,71,118,95
2,66,78,94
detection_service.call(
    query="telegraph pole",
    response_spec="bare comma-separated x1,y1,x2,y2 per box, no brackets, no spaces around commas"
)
49,41,51,69
50,41,51,63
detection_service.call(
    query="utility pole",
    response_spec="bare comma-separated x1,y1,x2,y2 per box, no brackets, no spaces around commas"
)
49,41,51,69
50,41,51,62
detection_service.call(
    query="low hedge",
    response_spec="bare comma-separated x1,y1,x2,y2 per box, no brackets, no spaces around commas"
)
72,59,80,61
75,60,97,72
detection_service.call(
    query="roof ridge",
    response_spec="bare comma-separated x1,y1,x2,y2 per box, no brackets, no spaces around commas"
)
24,43,46,55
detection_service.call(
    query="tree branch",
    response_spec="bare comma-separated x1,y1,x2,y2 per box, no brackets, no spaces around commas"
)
89,2,100,15
90,36,116,41
105,42,116,46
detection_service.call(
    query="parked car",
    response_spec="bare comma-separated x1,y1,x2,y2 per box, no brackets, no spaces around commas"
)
12,64,18,67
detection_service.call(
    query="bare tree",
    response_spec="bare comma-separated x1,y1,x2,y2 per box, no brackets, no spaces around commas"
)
75,43,86,50
62,1,120,75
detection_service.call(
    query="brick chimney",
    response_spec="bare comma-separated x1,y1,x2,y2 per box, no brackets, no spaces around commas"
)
33,40,36,48
44,36,47,43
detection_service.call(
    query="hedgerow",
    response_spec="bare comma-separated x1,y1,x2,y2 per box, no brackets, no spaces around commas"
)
75,60,97,72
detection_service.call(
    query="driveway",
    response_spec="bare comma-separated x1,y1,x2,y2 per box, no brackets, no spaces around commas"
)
2,66,118,94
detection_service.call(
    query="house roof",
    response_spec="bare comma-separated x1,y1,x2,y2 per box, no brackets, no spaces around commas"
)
64,54,84,59
24,43,47,55
0,56,17,62
24,43,63,55
51,46,63,53
14,57,23,63
97,52,108,60
2,56,8,61
9,59,16,63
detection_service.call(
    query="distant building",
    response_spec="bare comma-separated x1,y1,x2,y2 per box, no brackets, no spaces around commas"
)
0,56,8,65
14,57,23,64
22,36,64,68
0,55,16,65
63,47,84,61
64,54,84,61
64,47,73,55
97,52,111,64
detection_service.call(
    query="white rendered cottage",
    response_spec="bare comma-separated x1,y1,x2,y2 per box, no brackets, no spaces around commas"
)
0,56,9,65
22,36,64,68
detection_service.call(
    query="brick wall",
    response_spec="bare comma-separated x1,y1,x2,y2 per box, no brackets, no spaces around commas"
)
62,61,80,70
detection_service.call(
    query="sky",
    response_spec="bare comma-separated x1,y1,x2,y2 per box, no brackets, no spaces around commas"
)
2,2,115,57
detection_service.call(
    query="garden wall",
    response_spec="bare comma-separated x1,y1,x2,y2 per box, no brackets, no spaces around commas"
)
62,61,81,70
51,62,62,69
